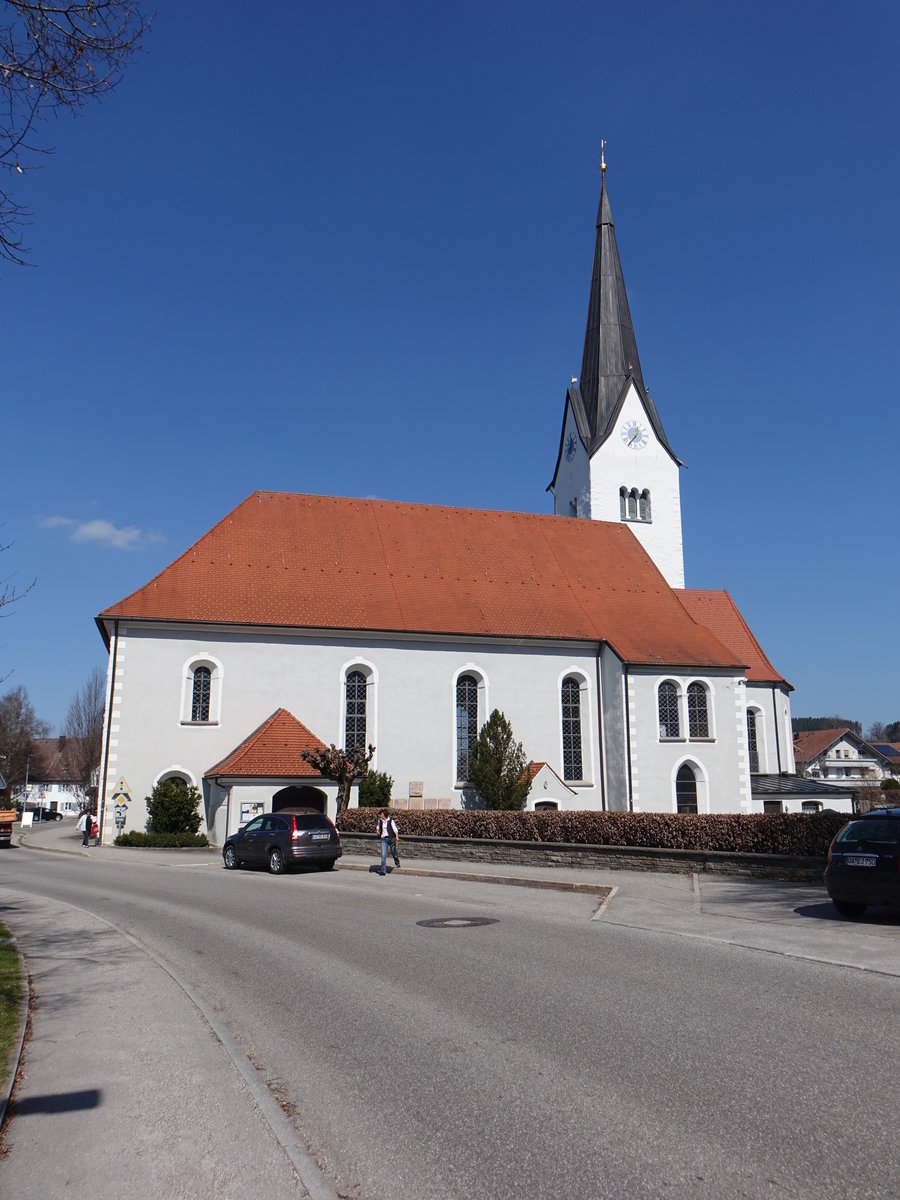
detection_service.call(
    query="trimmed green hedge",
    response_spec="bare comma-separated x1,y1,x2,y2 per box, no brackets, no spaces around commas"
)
114,831,210,849
337,808,849,857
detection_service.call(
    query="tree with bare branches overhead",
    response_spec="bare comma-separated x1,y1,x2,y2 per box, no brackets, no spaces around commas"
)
301,743,375,813
0,1,155,263
1,534,35,681
63,664,105,801
0,683,50,793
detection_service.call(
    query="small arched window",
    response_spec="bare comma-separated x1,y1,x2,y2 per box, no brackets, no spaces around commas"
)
456,674,479,782
191,667,211,722
639,489,651,522
619,487,628,520
658,682,680,739
561,677,583,781
345,669,367,752
627,488,638,520
687,682,709,738
676,764,698,813
747,709,760,773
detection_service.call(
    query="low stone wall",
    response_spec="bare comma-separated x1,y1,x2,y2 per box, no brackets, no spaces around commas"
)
339,831,825,882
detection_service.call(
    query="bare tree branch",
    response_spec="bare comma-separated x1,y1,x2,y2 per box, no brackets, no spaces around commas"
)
0,1,155,262
63,663,105,798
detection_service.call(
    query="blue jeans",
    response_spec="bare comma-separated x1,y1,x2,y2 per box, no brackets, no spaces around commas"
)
380,837,400,873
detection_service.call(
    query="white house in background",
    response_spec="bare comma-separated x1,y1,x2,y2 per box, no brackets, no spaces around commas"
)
95,163,822,845
793,728,900,788
13,736,89,817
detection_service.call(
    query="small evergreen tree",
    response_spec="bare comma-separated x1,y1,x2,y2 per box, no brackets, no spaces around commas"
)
358,769,394,808
469,709,531,811
146,778,203,835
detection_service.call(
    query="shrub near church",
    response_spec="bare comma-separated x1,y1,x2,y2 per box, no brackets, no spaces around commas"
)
115,779,209,848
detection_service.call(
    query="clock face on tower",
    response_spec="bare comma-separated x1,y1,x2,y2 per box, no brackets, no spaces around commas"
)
564,432,578,462
621,420,649,449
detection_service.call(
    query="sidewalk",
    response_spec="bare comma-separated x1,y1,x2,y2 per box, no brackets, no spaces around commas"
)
3,820,898,1200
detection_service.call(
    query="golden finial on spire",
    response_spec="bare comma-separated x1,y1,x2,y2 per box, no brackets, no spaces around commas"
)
600,139,607,175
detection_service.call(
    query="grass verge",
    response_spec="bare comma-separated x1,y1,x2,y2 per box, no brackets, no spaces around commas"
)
0,923,23,1093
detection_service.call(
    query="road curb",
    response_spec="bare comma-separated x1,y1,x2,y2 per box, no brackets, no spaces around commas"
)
338,858,613,897
0,934,29,1133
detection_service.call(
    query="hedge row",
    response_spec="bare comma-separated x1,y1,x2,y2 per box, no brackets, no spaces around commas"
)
114,831,210,849
337,808,850,857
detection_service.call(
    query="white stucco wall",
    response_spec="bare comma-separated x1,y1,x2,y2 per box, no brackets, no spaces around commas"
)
625,666,751,813
552,402,591,518
98,623,611,842
588,383,684,588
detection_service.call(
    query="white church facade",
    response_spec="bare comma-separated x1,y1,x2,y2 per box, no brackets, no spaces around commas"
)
95,167,819,846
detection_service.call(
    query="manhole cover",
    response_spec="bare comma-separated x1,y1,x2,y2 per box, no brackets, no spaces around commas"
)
416,917,499,929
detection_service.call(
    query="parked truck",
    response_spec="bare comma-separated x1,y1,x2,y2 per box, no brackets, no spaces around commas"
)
0,809,16,847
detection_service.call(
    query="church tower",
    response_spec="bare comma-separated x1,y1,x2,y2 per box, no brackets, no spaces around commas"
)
549,154,685,588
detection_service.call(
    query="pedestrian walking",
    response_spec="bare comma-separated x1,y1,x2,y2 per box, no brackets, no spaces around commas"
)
79,810,91,847
376,808,400,875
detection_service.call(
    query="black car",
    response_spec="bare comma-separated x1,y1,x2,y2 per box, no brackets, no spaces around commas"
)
222,809,342,875
824,808,900,917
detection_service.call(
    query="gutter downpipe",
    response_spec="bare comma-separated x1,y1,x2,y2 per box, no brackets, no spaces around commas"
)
218,778,232,842
624,663,634,812
595,646,607,811
97,619,120,845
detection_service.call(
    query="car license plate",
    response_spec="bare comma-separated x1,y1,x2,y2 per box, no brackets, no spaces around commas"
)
311,832,330,841
845,855,876,867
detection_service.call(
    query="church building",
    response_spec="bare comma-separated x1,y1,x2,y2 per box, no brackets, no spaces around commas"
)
95,163,816,846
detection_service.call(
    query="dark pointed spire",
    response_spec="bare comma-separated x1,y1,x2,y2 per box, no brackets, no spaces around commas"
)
579,163,645,444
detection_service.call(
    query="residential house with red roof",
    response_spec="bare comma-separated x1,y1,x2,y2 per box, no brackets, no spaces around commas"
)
94,165,822,844
793,728,900,789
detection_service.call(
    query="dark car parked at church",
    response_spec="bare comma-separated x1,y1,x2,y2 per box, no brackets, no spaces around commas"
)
824,808,900,917
222,810,342,875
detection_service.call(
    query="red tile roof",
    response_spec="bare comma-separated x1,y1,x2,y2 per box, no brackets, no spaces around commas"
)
205,709,329,779
676,589,789,686
792,728,854,764
100,491,744,670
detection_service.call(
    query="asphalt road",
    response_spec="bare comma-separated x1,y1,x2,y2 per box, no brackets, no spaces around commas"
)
3,835,899,1199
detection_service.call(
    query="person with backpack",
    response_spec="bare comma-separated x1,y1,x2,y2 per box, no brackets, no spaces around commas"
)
376,808,400,875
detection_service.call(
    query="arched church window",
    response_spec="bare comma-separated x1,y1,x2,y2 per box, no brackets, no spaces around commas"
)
456,674,479,783
639,489,651,522
687,682,709,738
191,666,211,722
561,677,583,781
627,488,638,520
619,487,628,520
676,764,699,813
658,681,680,739
747,709,760,773
345,669,367,752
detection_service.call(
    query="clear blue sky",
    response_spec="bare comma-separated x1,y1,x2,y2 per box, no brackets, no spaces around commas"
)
3,0,898,736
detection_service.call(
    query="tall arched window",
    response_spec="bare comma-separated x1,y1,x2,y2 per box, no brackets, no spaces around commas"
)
627,488,638,519
345,670,367,752
191,666,211,722
639,489,651,521
676,764,698,813
619,487,628,520
747,709,760,773
658,681,680,739
561,677,583,781
687,682,709,738
456,674,479,782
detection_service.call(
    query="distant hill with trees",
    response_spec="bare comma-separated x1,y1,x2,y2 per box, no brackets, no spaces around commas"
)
867,720,900,743
792,716,900,742
792,716,862,736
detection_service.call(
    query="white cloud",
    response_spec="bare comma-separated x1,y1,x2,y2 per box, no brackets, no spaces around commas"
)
71,520,143,550
38,515,77,529
39,514,161,550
